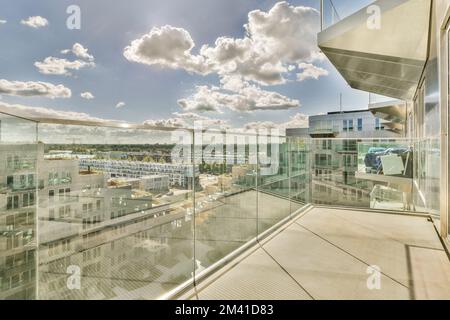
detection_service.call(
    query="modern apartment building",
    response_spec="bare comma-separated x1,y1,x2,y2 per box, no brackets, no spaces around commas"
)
287,109,402,207
0,143,38,300
318,0,447,234
287,109,402,139
79,159,199,189
0,140,193,299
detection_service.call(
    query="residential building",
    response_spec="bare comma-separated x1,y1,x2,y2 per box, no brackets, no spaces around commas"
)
287,109,402,207
79,159,199,189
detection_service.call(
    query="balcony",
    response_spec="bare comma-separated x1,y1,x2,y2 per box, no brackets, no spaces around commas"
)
318,0,432,100
309,126,341,138
185,207,450,300
0,110,448,300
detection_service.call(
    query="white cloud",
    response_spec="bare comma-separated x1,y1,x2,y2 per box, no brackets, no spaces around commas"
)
21,16,48,29
34,57,95,76
0,101,104,122
144,112,229,129
61,43,95,62
80,92,95,100
0,20,7,25
124,2,325,113
177,78,299,113
124,2,323,86
0,79,71,99
124,25,210,75
116,101,126,108
296,63,328,81
244,113,308,133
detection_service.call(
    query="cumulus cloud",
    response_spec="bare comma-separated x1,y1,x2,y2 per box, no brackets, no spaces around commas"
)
124,25,210,75
244,113,308,133
124,2,325,113
21,16,48,28
80,92,95,100
124,2,323,86
0,79,71,99
34,57,95,76
144,112,229,129
61,43,95,62
36,44,95,76
177,77,299,113
0,20,7,25
297,63,328,81
116,101,126,108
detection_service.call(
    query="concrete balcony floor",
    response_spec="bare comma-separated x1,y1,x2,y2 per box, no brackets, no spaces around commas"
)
188,207,450,300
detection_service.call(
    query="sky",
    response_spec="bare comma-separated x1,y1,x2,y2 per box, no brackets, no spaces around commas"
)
0,0,382,131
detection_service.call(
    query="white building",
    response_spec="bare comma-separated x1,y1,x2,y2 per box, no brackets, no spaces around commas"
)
79,159,198,189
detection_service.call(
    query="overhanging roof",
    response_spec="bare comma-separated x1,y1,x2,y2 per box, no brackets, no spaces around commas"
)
318,0,432,100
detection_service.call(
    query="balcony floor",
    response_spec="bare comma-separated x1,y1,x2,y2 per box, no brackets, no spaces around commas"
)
189,207,450,300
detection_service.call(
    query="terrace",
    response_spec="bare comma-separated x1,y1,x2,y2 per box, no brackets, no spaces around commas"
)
0,107,448,300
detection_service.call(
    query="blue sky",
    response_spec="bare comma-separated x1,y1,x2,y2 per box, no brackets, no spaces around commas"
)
0,0,380,129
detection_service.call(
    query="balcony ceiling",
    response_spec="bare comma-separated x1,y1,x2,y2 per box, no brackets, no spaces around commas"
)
318,0,432,100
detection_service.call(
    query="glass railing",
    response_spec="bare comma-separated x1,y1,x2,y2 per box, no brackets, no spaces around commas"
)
309,138,432,214
321,0,375,30
0,112,438,300
0,115,312,300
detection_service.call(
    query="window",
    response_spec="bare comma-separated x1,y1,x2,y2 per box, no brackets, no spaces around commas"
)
59,207,65,218
23,194,29,207
7,197,12,210
49,190,55,203
19,175,26,188
7,176,13,188
343,120,348,132
357,118,363,131
348,120,354,131
65,205,71,217
375,118,381,130
13,196,19,209
28,174,34,187
7,156,12,168
29,193,35,206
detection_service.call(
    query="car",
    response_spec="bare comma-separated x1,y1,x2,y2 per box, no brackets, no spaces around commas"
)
367,147,387,154
364,147,386,171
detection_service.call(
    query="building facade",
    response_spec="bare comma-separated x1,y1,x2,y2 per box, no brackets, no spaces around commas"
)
318,0,450,237
79,159,199,189
287,109,401,208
